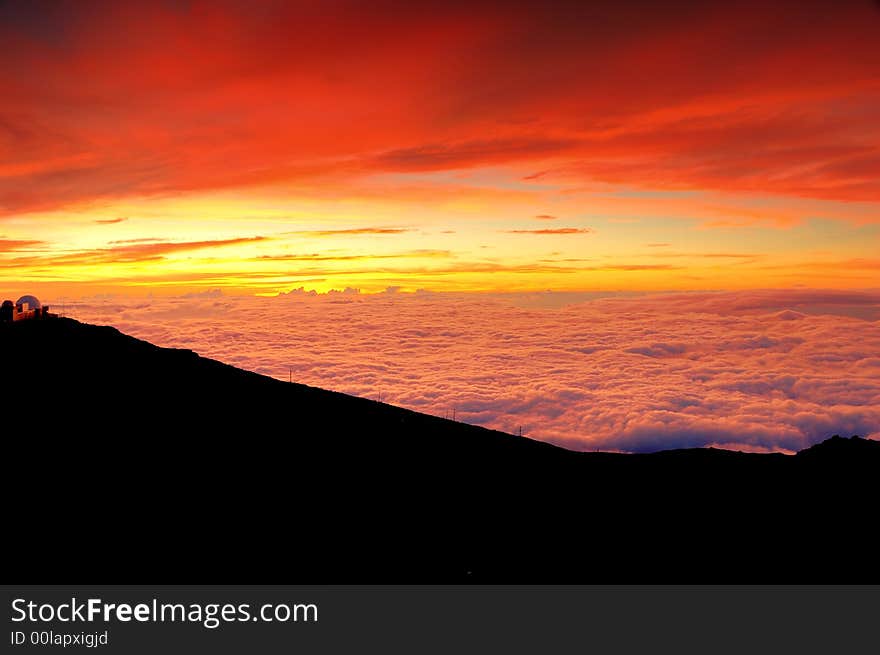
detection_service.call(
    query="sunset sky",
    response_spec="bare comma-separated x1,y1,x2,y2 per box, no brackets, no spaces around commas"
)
2,0,879,297
3,1,879,451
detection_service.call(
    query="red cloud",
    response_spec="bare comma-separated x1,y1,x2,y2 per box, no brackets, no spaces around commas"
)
1,1,878,215
372,138,579,171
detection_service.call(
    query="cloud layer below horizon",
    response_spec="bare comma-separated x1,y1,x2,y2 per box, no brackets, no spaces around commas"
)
65,289,880,453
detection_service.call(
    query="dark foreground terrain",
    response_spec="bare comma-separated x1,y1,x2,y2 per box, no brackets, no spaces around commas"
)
4,317,878,582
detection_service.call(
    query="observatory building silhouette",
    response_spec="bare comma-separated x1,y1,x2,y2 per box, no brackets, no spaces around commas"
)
1,295,53,322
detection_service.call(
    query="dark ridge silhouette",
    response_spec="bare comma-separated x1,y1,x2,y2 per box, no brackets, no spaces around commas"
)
796,433,879,460
3,317,878,583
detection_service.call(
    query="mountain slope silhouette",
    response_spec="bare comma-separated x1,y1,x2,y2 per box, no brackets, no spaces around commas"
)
4,318,877,582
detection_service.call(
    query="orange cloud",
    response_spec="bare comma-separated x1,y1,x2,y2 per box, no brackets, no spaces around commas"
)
505,228,593,234
0,238,44,252
1,236,266,267
285,228,412,237
255,249,451,262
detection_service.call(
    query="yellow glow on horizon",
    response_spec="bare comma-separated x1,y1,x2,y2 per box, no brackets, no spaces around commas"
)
2,182,879,300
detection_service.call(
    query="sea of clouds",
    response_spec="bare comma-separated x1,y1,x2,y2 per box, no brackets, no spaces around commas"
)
64,288,880,453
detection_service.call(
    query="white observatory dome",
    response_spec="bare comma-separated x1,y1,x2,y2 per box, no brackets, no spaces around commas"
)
16,295,41,310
